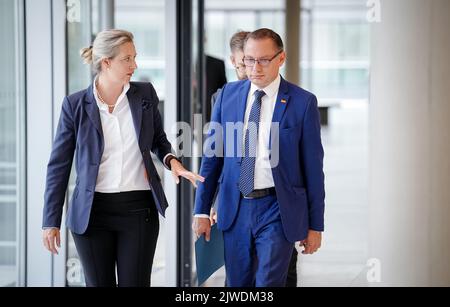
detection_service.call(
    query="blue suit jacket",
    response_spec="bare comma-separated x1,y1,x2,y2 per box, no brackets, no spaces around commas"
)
43,82,173,234
194,77,325,243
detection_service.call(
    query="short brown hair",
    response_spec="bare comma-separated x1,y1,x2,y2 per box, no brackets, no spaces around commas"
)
244,28,284,51
229,31,250,53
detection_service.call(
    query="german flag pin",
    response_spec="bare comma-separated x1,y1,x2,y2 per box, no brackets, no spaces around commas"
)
281,99,287,104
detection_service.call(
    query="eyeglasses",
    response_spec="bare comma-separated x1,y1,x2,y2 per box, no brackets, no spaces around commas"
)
243,49,283,67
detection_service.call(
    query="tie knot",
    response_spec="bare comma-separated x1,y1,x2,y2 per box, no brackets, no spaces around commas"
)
254,90,266,101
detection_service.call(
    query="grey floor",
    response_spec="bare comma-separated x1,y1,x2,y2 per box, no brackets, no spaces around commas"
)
203,102,370,287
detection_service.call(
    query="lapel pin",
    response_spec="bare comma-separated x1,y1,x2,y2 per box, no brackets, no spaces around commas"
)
281,99,287,104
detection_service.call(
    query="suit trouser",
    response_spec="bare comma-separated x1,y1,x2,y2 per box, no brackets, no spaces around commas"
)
72,190,159,287
286,248,298,287
223,240,299,287
223,194,294,287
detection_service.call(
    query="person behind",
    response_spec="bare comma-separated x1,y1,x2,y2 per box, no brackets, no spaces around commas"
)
208,30,249,109
205,54,227,122
42,29,204,287
193,28,325,287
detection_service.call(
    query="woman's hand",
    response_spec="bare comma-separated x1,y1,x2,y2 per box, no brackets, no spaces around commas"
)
170,159,205,188
43,228,61,255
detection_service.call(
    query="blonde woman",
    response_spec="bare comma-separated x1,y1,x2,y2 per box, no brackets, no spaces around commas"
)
42,29,203,287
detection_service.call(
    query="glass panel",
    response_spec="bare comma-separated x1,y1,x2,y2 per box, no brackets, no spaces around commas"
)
115,0,166,98
115,0,167,286
0,0,25,287
66,0,93,287
301,1,370,101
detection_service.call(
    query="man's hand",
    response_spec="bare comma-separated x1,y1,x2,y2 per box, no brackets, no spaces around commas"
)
192,217,212,242
170,159,205,188
43,228,61,255
299,230,322,255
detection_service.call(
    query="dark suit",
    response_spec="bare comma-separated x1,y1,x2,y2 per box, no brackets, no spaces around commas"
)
211,88,299,287
195,77,325,286
205,55,227,122
43,82,174,286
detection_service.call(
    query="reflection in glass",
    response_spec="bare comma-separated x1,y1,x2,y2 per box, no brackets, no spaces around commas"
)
0,0,25,287
66,0,93,287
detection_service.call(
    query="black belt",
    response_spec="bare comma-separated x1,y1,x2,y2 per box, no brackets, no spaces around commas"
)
243,187,276,199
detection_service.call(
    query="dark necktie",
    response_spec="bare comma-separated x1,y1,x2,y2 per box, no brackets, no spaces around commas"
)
239,90,266,197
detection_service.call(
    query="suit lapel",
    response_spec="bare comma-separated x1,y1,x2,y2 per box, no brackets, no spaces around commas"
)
237,80,251,154
127,83,143,146
237,80,251,123
271,77,290,126
269,78,290,159
85,85,103,139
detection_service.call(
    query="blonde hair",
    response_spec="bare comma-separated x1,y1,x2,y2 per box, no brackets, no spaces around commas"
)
80,29,134,74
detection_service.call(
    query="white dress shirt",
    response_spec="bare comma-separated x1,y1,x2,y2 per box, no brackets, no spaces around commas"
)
243,74,280,189
195,75,281,218
93,80,150,193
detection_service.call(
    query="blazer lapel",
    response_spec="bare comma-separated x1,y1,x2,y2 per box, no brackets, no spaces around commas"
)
269,78,290,161
271,77,290,126
127,83,143,145
237,80,251,124
85,85,103,139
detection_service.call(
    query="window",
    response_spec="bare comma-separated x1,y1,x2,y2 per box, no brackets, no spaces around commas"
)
301,0,370,102
0,0,26,287
66,0,93,287
116,0,166,98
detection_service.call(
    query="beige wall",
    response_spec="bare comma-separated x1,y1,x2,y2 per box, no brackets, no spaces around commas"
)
369,0,450,286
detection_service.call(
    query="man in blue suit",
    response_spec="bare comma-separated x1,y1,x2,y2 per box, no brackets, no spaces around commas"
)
193,28,325,287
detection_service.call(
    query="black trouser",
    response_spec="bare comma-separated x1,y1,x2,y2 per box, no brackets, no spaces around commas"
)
72,190,159,287
285,247,298,287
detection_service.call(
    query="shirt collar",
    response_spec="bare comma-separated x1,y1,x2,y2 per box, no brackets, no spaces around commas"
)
249,74,281,100
93,75,130,111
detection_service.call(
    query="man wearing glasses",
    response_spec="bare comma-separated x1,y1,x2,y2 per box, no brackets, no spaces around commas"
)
194,28,325,287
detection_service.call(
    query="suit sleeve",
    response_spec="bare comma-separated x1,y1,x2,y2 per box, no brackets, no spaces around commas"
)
149,83,175,163
301,95,325,232
194,86,225,215
43,97,76,228
210,88,222,121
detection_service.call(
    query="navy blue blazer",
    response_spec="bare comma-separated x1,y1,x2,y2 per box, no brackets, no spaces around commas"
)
194,77,325,243
43,82,173,234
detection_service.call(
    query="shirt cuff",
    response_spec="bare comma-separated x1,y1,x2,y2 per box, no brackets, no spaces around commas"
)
42,227,60,230
163,153,176,170
194,214,210,219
